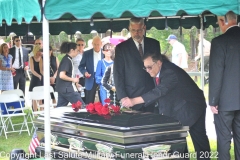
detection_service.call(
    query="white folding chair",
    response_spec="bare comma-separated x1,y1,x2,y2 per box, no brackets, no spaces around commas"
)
28,90,55,132
0,94,30,139
2,89,33,127
33,86,57,107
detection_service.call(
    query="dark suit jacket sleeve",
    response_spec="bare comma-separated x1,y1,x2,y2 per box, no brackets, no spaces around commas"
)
141,68,178,106
79,50,88,76
208,38,224,106
102,66,112,90
114,45,127,100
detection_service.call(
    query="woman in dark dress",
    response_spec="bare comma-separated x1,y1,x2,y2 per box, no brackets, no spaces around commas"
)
55,42,85,107
49,46,59,90
29,45,43,111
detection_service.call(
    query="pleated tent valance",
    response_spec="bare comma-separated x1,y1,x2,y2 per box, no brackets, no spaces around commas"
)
0,0,41,26
44,0,240,20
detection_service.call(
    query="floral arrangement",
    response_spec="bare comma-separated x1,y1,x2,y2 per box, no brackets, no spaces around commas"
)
72,100,82,112
86,98,121,119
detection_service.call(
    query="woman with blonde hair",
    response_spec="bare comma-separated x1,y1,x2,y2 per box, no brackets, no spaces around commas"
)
0,43,15,92
29,45,43,111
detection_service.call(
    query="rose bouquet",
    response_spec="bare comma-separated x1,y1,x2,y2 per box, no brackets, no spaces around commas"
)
86,98,121,119
71,100,82,112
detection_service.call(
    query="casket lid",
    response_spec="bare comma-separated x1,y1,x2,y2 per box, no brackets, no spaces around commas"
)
48,108,181,130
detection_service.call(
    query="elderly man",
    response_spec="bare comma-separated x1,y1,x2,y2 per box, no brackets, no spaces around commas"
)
79,36,103,104
209,11,240,160
114,17,160,112
122,53,210,160
166,34,188,69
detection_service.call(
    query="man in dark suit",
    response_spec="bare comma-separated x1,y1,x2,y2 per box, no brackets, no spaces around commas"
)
9,36,29,94
114,17,160,111
122,53,210,160
209,11,240,160
79,36,104,104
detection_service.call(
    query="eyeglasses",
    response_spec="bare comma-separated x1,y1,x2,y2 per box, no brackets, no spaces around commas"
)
143,62,156,71
130,28,144,33
77,44,84,46
35,43,42,45
15,40,20,42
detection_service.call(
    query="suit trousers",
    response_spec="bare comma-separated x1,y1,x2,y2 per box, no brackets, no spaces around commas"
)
13,68,26,95
214,110,240,160
85,80,100,104
188,110,210,160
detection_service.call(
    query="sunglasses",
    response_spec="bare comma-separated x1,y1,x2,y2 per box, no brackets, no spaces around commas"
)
15,40,20,42
35,43,42,45
143,62,156,71
77,44,84,46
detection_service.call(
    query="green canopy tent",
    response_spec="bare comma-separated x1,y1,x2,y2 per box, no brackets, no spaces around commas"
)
1,0,240,35
0,0,41,36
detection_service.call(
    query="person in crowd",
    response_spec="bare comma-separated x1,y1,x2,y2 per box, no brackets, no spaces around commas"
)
9,36,29,94
195,34,211,70
166,34,188,69
29,38,43,57
0,43,15,92
72,38,86,102
56,42,85,107
195,33,211,84
49,46,59,90
209,11,240,160
114,17,160,111
122,53,210,160
29,45,43,111
102,63,119,105
79,36,103,104
84,39,93,51
95,43,114,104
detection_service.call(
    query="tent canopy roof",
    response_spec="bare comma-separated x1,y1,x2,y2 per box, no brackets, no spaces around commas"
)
1,0,239,36
0,0,41,26
44,0,240,20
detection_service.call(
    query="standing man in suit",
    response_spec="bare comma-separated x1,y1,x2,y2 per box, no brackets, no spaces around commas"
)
79,36,104,104
9,36,29,94
114,17,160,111
209,11,240,160
122,53,210,160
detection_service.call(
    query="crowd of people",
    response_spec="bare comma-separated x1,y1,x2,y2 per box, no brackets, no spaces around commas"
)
0,11,239,159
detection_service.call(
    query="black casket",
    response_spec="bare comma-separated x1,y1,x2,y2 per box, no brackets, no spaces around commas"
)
34,107,189,160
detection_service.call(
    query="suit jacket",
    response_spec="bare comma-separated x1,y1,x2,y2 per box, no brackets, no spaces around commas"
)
79,48,104,90
114,37,160,110
141,60,206,127
9,46,29,67
209,26,240,111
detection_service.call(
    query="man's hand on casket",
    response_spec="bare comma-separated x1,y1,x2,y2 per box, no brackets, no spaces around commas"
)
122,97,144,107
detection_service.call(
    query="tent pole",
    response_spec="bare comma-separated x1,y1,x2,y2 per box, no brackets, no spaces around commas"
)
200,15,204,90
42,0,51,159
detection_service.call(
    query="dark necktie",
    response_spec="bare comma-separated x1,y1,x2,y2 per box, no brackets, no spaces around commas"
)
155,77,159,85
138,43,143,57
19,48,22,68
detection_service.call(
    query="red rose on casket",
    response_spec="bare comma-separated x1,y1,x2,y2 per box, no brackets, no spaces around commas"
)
95,102,103,115
86,103,95,114
72,100,82,112
104,98,111,104
101,106,110,115
110,105,120,113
